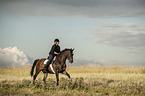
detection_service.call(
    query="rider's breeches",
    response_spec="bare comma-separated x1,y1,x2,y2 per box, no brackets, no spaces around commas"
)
44,54,54,68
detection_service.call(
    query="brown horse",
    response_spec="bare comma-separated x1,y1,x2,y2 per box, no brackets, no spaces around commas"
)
30,48,74,86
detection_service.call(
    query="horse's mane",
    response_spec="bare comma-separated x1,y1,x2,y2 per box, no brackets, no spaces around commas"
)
56,48,71,58
60,48,71,54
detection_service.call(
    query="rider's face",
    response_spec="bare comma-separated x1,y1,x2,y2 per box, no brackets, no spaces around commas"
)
55,41,59,45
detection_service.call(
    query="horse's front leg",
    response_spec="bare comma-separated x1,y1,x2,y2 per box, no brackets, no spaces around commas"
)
62,71,72,82
55,72,59,86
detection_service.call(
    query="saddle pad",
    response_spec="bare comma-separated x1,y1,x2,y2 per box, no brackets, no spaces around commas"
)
44,59,49,64
44,59,55,73
50,64,55,73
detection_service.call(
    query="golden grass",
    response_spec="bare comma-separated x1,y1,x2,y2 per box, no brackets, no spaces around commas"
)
0,65,145,81
0,65,145,95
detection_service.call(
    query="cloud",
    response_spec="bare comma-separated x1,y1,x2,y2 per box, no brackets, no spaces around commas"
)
97,23,138,28
0,0,145,18
73,58,123,66
91,23,145,53
73,58,119,66
74,58,145,66
73,58,97,66
0,47,31,67
73,58,121,66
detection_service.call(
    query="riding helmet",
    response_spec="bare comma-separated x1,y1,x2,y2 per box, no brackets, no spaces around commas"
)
54,38,60,42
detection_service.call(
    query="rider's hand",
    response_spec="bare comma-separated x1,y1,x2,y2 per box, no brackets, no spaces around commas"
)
54,52,57,54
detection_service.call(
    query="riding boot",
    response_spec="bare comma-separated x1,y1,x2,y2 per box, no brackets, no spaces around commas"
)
43,59,53,73
43,55,54,73
43,61,50,73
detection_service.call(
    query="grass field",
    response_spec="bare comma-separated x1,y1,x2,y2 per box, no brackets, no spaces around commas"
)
0,65,145,96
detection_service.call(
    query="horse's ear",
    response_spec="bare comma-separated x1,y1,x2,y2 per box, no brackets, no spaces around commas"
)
72,48,74,51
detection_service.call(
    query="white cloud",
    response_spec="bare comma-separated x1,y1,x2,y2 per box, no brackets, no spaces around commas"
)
0,47,31,67
73,58,97,66
97,23,138,28
0,0,145,18
74,58,145,66
74,58,120,66
91,23,145,53
73,58,131,66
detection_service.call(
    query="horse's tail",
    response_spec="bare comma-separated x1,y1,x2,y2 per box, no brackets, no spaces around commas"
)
30,59,39,77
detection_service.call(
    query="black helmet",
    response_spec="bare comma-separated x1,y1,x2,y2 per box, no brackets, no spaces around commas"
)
54,38,60,42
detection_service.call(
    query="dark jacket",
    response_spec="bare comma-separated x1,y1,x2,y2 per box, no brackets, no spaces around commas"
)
49,44,60,56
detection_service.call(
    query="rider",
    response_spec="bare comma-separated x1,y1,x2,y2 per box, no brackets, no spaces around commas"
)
43,38,60,72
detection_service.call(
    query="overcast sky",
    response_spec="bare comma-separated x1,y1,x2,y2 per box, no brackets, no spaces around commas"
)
0,0,145,67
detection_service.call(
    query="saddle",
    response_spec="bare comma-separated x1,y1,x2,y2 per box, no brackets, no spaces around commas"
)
44,56,56,64
43,56,56,73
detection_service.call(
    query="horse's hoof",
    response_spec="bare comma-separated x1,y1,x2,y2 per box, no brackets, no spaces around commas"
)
56,83,59,86
31,81,35,85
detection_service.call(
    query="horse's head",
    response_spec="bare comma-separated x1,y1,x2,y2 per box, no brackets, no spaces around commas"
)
67,48,74,63
59,48,74,63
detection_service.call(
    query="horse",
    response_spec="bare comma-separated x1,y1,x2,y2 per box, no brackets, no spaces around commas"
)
30,48,74,86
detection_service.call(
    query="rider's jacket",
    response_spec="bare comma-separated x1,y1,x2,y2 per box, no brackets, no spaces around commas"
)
49,44,60,56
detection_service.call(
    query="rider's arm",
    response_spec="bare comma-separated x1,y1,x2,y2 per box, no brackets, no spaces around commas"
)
49,44,56,55
52,45,58,55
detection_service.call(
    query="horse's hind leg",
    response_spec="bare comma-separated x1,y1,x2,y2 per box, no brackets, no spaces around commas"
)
32,68,41,84
43,73,48,84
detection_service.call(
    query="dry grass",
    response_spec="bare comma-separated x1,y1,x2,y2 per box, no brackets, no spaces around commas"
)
0,65,145,95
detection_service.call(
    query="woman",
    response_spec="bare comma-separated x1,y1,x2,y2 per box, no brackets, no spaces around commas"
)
43,38,60,73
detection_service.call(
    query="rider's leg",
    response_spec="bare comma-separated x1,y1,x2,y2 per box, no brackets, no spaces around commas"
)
43,55,54,72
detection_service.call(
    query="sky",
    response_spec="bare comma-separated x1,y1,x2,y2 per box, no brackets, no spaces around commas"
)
0,0,145,67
